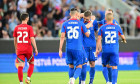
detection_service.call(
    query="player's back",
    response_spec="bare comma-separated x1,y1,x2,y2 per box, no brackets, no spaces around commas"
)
61,19,86,50
98,23,123,53
13,24,34,54
98,19,119,26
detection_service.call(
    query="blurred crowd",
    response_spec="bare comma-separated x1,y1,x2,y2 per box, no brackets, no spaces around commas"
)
0,0,140,39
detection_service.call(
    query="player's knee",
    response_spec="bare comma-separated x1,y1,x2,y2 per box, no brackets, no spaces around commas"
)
69,64,74,68
17,62,24,67
112,66,117,69
106,64,111,68
102,64,106,67
29,61,34,64
76,65,82,68
89,61,95,67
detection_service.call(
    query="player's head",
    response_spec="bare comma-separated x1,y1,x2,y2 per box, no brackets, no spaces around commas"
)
70,8,79,17
105,9,113,16
83,10,92,23
20,13,29,22
106,13,113,22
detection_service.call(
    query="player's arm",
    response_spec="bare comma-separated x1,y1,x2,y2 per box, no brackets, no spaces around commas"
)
96,36,101,56
59,23,66,58
59,33,65,58
31,37,38,56
82,22,90,37
14,37,17,54
118,25,127,43
42,0,48,6
86,16,96,29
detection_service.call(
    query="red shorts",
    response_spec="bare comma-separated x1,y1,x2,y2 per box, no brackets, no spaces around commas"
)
16,52,34,63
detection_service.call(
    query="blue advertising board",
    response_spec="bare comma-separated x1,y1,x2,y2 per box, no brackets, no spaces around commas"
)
0,52,140,73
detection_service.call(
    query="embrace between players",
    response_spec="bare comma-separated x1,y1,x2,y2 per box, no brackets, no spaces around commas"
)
59,8,127,84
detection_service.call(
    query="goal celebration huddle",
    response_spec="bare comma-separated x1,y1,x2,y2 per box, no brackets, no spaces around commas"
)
13,8,127,84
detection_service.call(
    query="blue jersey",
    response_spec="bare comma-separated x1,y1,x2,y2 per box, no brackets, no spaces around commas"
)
61,18,88,50
80,18,98,47
98,23,123,53
98,19,119,25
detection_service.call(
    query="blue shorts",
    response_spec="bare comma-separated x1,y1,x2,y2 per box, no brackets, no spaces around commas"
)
85,47,97,61
102,52,119,66
66,49,83,66
82,48,88,64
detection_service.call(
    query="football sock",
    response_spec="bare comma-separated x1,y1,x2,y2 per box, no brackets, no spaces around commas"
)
79,64,87,84
18,66,23,82
81,64,87,81
112,69,118,84
69,67,75,78
20,82,23,84
89,67,95,84
81,81,85,84
27,64,34,78
107,67,112,82
73,68,82,79
102,67,109,83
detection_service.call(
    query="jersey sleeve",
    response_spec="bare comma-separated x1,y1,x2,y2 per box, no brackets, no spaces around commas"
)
98,26,103,36
93,20,98,31
13,27,17,37
29,26,35,37
118,26,123,35
81,22,88,33
61,23,66,33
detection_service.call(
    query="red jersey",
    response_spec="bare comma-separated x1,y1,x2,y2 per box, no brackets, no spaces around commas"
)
13,24,34,55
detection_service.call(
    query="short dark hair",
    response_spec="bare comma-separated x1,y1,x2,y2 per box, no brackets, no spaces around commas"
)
20,13,29,21
84,10,92,17
107,9,113,13
70,8,79,12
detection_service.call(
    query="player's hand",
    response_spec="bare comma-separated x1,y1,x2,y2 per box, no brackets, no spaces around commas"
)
59,50,62,58
121,39,127,43
35,49,38,56
95,50,99,57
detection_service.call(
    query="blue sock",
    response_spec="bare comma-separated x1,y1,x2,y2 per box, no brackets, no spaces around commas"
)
112,69,118,84
69,68,74,78
79,64,87,84
73,68,82,80
107,67,112,82
89,67,95,84
102,67,109,83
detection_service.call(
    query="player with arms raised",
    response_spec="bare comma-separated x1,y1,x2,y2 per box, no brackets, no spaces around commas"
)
13,13,38,84
59,8,89,84
96,13,126,84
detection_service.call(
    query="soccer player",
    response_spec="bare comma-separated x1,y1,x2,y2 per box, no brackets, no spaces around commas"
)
13,13,38,84
98,9,119,84
59,8,89,84
79,10,98,84
96,13,127,84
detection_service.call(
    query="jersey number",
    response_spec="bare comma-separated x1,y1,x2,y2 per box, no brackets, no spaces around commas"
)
105,31,116,44
17,31,28,43
67,26,79,39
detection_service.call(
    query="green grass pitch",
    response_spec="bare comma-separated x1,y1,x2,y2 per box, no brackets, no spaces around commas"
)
0,70,140,84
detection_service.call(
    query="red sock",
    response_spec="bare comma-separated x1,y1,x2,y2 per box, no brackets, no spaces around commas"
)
18,66,23,82
27,64,34,77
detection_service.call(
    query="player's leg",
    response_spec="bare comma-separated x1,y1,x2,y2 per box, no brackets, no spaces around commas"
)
70,50,83,84
89,47,96,84
79,48,88,84
25,53,34,84
89,61,95,84
106,64,112,83
110,53,119,84
79,63,87,84
16,55,25,84
102,53,110,83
